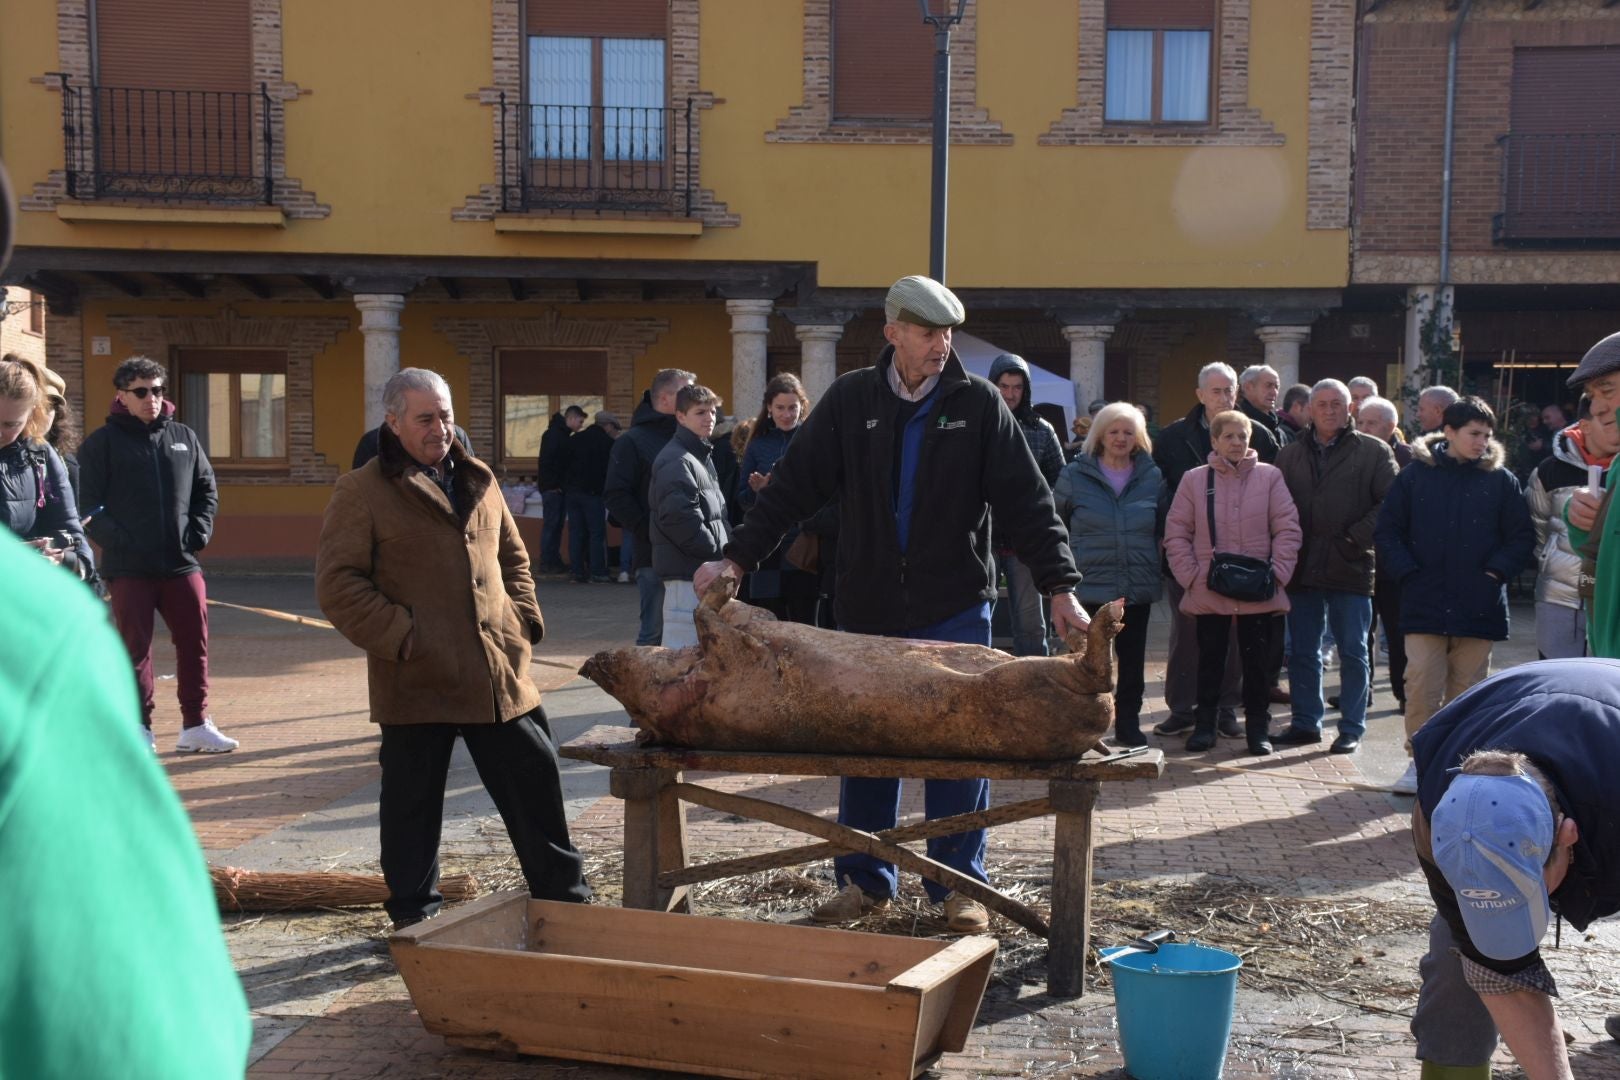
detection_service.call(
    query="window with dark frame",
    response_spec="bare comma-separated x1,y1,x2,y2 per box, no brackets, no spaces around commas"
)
174,348,288,465
498,347,610,468
831,0,934,123
26,292,44,336
1104,0,1215,125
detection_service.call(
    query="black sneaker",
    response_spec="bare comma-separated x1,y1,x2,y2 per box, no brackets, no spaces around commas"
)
1217,713,1242,738
1271,727,1324,747
1153,714,1195,735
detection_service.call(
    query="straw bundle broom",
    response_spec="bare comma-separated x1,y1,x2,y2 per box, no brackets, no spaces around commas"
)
210,865,479,912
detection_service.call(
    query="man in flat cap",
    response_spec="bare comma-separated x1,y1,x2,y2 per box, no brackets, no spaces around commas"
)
1566,331,1620,658
694,275,1086,934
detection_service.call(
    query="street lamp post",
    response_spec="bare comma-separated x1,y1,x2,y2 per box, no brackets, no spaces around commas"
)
918,0,968,284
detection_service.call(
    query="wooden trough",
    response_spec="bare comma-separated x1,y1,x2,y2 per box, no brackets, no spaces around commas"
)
390,891,998,1080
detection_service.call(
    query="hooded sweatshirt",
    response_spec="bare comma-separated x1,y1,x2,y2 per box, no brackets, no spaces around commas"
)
77,397,218,580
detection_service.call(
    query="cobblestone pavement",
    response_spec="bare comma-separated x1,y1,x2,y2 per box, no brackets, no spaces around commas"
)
146,571,1620,1078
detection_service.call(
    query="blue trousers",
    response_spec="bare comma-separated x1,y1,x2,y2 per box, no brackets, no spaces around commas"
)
565,492,607,580
1286,589,1373,738
539,490,565,570
635,565,664,646
834,605,992,903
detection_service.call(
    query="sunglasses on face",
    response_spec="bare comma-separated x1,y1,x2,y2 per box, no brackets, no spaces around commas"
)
124,385,166,399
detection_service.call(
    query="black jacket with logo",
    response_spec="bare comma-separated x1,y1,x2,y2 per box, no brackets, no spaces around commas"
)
79,399,219,579
724,348,1079,634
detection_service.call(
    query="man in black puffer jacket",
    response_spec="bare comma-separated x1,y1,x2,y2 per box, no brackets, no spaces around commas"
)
79,356,235,755
694,277,1083,936
562,410,616,583
988,352,1064,656
604,368,695,645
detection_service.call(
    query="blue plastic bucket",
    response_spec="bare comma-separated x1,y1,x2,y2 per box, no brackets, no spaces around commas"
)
1101,941,1243,1080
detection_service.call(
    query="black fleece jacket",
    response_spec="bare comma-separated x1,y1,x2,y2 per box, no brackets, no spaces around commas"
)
79,399,218,579
724,348,1079,634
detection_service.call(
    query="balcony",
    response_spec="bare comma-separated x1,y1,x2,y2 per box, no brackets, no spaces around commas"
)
1495,132,1620,244
55,74,274,205
499,99,693,216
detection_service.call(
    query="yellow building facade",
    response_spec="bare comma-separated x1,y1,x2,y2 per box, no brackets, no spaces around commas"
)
2,0,1353,559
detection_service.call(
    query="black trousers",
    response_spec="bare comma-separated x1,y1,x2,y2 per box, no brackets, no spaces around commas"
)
378,707,591,923
1083,600,1152,726
759,567,821,626
1372,575,1407,704
1195,614,1274,725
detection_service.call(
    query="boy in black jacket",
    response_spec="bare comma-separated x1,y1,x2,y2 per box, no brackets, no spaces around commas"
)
650,385,729,650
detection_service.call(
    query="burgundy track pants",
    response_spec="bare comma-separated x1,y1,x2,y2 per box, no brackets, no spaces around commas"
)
109,572,210,729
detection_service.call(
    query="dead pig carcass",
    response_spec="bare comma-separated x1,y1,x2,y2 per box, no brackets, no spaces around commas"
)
581,580,1122,761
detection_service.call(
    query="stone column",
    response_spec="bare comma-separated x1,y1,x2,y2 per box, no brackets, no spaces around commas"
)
794,323,844,405
355,293,406,429
1255,325,1312,390
1060,323,1115,415
725,298,773,419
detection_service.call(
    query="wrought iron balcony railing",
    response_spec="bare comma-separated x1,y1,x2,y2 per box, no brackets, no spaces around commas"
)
54,74,274,205
499,98,692,215
1495,132,1620,244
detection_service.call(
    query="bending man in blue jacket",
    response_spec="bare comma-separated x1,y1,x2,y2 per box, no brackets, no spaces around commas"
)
1410,658,1620,1079
694,276,1085,935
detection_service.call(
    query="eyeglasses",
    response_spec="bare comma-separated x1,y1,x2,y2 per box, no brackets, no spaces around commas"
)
124,385,166,399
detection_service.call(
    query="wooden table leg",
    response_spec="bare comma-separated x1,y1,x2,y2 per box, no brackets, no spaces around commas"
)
611,767,685,911
1047,778,1100,997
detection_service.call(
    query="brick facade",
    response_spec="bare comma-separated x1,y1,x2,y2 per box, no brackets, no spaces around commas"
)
766,0,1010,146
23,0,328,218
432,313,669,466
1039,0,1283,148
1307,0,1355,230
103,309,347,485
453,0,737,227
1353,0,1620,285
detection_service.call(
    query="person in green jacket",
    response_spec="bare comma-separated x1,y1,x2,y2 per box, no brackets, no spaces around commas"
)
0,530,251,1077
1565,333,1620,660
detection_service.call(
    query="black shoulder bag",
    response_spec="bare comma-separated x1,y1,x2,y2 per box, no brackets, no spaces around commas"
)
1205,468,1275,603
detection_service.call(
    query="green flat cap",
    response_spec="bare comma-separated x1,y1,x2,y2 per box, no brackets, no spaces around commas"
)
884,275,965,329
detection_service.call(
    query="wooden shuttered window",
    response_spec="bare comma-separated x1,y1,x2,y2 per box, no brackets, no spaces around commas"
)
95,0,253,91
525,0,668,37
831,0,934,123
1106,0,1216,30
1500,46,1620,241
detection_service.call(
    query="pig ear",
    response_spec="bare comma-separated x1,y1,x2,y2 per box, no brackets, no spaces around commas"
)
700,571,739,610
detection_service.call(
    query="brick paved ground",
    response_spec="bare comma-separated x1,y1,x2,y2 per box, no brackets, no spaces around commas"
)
148,572,1620,1078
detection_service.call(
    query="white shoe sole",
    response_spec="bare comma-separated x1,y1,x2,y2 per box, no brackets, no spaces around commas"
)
175,741,237,754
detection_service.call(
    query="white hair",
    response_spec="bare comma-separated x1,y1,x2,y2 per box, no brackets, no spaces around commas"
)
382,367,452,419
1311,378,1351,402
1419,385,1460,407
1198,362,1237,389
1358,395,1399,426
1347,376,1379,395
1239,364,1279,387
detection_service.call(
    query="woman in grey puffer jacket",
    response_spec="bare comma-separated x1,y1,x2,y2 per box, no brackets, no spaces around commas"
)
987,353,1064,656
1526,416,1613,658
1053,403,1164,746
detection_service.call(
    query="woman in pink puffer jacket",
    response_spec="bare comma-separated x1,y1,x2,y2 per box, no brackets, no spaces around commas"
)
1165,410,1302,756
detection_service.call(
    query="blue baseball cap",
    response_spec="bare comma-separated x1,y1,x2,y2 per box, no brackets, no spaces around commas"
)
1431,773,1557,961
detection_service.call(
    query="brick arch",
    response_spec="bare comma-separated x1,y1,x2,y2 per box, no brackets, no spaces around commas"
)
433,313,669,460
105,310,349,484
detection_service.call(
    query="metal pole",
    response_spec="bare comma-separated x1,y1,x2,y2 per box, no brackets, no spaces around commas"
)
928,24,951,283
1439,0,1472,286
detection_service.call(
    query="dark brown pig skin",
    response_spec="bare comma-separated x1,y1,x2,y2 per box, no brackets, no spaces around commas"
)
580,578,1124,761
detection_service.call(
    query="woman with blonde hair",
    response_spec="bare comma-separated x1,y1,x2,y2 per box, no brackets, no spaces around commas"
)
739,373,818,623
1164,409,1301,754
1054,402,1164,746
0,355,91,579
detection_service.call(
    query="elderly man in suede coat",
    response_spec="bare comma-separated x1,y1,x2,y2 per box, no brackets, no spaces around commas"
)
316,367,590,930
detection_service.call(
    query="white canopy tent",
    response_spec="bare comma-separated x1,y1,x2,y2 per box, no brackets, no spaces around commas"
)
953,331,1077,435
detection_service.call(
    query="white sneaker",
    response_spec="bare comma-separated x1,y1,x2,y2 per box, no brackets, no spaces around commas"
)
176,719,239,754
1392,762,1418,796
140,726,157,753
617,571,630,584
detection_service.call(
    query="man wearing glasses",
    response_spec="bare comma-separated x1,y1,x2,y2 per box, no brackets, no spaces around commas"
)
80,356,236,755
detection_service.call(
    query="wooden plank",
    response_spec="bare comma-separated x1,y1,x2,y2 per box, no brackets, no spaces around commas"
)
563,726,1165,783
932,939,997,1054
297,274,335,299
157,272,207,298
393,941,924,1079
389,890,528,947
891,937,997,1062
656,772,691,913
523,899,940,986
887,936,997,996
1046,779,1100,997
671,782,1050,937
613,766,675,911
659,796,1053,888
